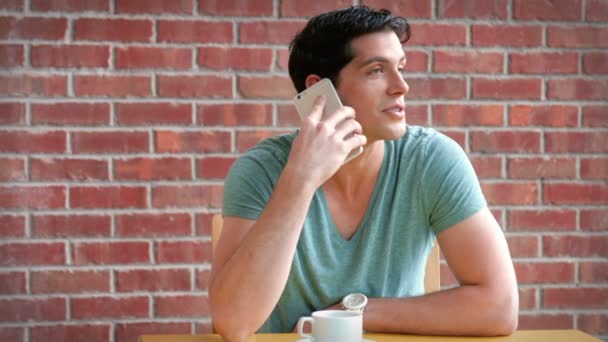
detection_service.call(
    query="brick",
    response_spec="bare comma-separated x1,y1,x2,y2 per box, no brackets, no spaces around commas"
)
405,78,466,100
198,46,272,71
509,105,577,127
0,271,25,294
195,213,214,236
31,157,108,181
31,270,110,293
0,17,66,40
0,215,25,238
582,106,607,127
510,52,578,74
156,241,212,263
196,269,211,290
579,314,608,336
155,295,209,317
277,48,289,71
0,242,65,266
473,78,541,100
116,269,191,292
198,103,272,126
586,0,608,21
518,288,536,310
543,288,608,309
30,45,109,68
0,158,25,181
434,50,503,73
406,24,466,46
470,156,502,179
0,0,23,10
581,210,607,231
514,262,575,284
580,262,608,283
481,182,538,205
437,0,508,19
72,131,149,154
74,75,151,97
402,50,428,73
155,131,231,153
115,213,192,237
157,20,233,43
116,102,191,126
31,103,110,125
0,102,25,125
441,131,465,148
74,18,152,42
115,322,190,342
70,186,147,209
508,157,576,179
471,131,540,153
548,26,608,48
115,157,191,181
581,158,608,180
583,52,608,74
0,328,23,342
238,75,296,99
433,104,502,126
199,0,272,16
236,130,291,152
116,46,191,70
31,0,108,12
518,314,573,330
277,104,300,127
72,296,149,319
0,74,67,97
157,75,232,98
513,0,582,20
0,298,66,321
0,44,23,67
32,214,111,238
543,235,608,257
507,210,576,232
116,0,193,14
281,0,353,17
239,21,304,44
0,130,65,153
30,325,110,342
404,105,429,126
152,185,223,208
545,132,607,153
73,241,150,265
544,183,608,205
197,156,236,179
0,186,65,209
548,79,608,100
473,25,542,47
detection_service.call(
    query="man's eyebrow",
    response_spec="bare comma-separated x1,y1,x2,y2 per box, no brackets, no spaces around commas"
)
359,55,406,66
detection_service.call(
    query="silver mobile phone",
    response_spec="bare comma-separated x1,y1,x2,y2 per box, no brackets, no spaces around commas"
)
293,78,364,164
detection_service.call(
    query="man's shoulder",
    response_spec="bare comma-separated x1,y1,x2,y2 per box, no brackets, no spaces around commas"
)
240,131,297,163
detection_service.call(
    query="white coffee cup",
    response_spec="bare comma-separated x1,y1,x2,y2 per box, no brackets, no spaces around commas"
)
297,310,362,342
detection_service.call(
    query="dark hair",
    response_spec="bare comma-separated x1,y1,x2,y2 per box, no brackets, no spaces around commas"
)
288,6,411,93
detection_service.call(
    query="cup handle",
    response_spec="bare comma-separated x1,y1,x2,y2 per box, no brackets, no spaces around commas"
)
296,316,314,340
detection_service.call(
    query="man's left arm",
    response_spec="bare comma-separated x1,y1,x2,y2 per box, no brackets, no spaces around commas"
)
363,207,519,336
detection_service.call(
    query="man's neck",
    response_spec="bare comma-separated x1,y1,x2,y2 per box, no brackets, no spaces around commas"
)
323,140,385,200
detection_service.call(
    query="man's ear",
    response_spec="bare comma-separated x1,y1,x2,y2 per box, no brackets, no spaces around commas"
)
304,75,322,88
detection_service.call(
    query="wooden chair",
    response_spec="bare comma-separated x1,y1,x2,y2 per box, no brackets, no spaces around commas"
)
211,214,440,293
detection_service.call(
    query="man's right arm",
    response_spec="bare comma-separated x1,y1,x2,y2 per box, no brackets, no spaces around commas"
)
209,95,366,342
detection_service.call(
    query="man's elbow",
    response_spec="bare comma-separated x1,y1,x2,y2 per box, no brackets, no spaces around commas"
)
488,286,519,336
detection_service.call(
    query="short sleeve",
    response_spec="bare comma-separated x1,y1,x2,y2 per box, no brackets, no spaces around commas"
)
420,132,487,234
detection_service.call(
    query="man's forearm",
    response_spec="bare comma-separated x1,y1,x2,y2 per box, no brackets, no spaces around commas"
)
364,284,518,336
210,166,317,341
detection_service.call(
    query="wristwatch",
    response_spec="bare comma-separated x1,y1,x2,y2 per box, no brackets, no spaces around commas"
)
342,293,368,314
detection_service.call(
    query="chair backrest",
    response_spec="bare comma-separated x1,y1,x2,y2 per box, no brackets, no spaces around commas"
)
211,214,440,293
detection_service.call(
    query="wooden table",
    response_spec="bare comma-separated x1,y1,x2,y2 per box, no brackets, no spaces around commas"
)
140,330,602,342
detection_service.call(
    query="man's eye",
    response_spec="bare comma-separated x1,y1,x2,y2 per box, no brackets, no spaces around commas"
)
370,67,383,74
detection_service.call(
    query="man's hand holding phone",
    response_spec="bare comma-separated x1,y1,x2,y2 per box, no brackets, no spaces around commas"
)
287,80,367,188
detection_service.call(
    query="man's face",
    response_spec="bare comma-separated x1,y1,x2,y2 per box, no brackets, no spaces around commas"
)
335,30,409,143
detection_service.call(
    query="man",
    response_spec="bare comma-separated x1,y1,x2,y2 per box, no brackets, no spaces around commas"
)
210,6,518,342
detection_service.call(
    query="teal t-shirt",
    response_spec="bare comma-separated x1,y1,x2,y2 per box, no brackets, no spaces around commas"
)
222,125,487,332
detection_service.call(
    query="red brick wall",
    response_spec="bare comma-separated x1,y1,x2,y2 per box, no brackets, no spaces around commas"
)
1,0,606,341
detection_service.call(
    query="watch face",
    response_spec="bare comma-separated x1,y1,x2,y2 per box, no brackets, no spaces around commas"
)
344,293,367,309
